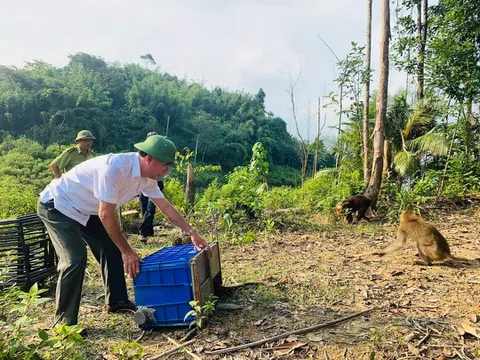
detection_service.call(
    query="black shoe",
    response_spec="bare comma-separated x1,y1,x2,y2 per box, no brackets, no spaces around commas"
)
139,235,148,244
106,300,137,313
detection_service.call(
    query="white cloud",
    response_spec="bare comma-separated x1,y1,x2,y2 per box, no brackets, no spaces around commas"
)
0,0,407,141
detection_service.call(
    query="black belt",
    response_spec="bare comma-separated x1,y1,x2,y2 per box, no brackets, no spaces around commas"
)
42,199,55,210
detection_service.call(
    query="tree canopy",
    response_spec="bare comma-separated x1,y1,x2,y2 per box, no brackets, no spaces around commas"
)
0,53,332,172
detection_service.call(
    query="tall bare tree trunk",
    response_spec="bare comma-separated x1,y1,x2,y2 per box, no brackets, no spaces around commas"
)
335,86,344,168
366,0,390,208
302,148,308,182
383,140,392,172
313,97,321,175
363,0,373,186
286,69,308,184
436,127,457,200
186,164,195,207
416,0,428,100
316,35,344,170
194,132,200,164
165,115,170,136
465,100,474,158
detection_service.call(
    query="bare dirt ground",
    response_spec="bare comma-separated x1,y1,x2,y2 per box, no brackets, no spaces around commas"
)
37,201,480,359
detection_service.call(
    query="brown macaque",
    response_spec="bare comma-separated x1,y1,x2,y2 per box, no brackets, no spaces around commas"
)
373,210,469,265
335,194,372,224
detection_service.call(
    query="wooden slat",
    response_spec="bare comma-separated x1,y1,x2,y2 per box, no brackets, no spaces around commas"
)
0,214,57,288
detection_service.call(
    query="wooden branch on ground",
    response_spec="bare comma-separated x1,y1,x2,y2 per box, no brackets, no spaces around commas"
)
416,329,430,347
134,330,145,343
179,327,198,343
455,347,473,360
148,339,195,360
205,308,374,355
164,334,201,360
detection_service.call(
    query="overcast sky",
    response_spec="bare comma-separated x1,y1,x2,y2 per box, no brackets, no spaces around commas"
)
0,0,408,143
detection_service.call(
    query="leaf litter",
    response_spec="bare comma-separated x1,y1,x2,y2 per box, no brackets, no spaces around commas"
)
34,201,480,359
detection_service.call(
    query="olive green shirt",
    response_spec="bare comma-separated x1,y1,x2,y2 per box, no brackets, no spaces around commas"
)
52,145,95,173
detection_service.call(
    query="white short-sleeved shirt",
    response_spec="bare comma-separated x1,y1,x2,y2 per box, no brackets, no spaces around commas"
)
40,152,164,226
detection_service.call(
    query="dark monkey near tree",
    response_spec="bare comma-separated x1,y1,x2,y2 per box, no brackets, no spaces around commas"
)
335,194,372,223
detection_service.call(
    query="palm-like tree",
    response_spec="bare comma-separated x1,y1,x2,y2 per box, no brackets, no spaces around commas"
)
388,92,449,175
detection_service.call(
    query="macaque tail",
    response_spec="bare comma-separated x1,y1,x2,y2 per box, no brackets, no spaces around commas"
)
447,255,470,262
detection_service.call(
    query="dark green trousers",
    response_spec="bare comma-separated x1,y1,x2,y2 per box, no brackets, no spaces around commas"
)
37,200,129,325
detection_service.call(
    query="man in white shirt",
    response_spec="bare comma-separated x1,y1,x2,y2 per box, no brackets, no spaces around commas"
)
37,135,209,326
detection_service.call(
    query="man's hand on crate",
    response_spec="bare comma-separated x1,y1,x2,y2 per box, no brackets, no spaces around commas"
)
152,198,211,255
122,248,141,278
191,231,211,254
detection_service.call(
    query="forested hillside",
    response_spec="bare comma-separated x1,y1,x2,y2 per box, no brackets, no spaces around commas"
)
0,53,333,172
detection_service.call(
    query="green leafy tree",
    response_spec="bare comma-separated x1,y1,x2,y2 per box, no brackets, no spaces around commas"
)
386,92,448,176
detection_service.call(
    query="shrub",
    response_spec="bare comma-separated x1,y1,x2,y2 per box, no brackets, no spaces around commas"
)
382,180,425,219
412,170,440,197
0,176,38,218
267,165,301,187
196,143,269,221
192,166,225,191
262,187,300,211
442,154,480,197
0,282,85,359
299,168,363,212
163,177,186,210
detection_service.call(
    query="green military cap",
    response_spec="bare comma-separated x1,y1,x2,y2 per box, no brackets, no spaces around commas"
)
75,130,96,141
134,135,177,164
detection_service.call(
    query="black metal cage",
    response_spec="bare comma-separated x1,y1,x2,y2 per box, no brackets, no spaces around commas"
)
0,214,57,288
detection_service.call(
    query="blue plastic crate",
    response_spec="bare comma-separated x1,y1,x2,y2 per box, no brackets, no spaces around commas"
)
133,243,221,327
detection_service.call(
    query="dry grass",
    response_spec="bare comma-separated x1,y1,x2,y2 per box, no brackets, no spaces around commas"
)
34,203,480,359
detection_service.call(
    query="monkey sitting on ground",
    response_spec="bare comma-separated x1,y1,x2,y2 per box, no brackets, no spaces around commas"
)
373,209,469,265
335,194,372,224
